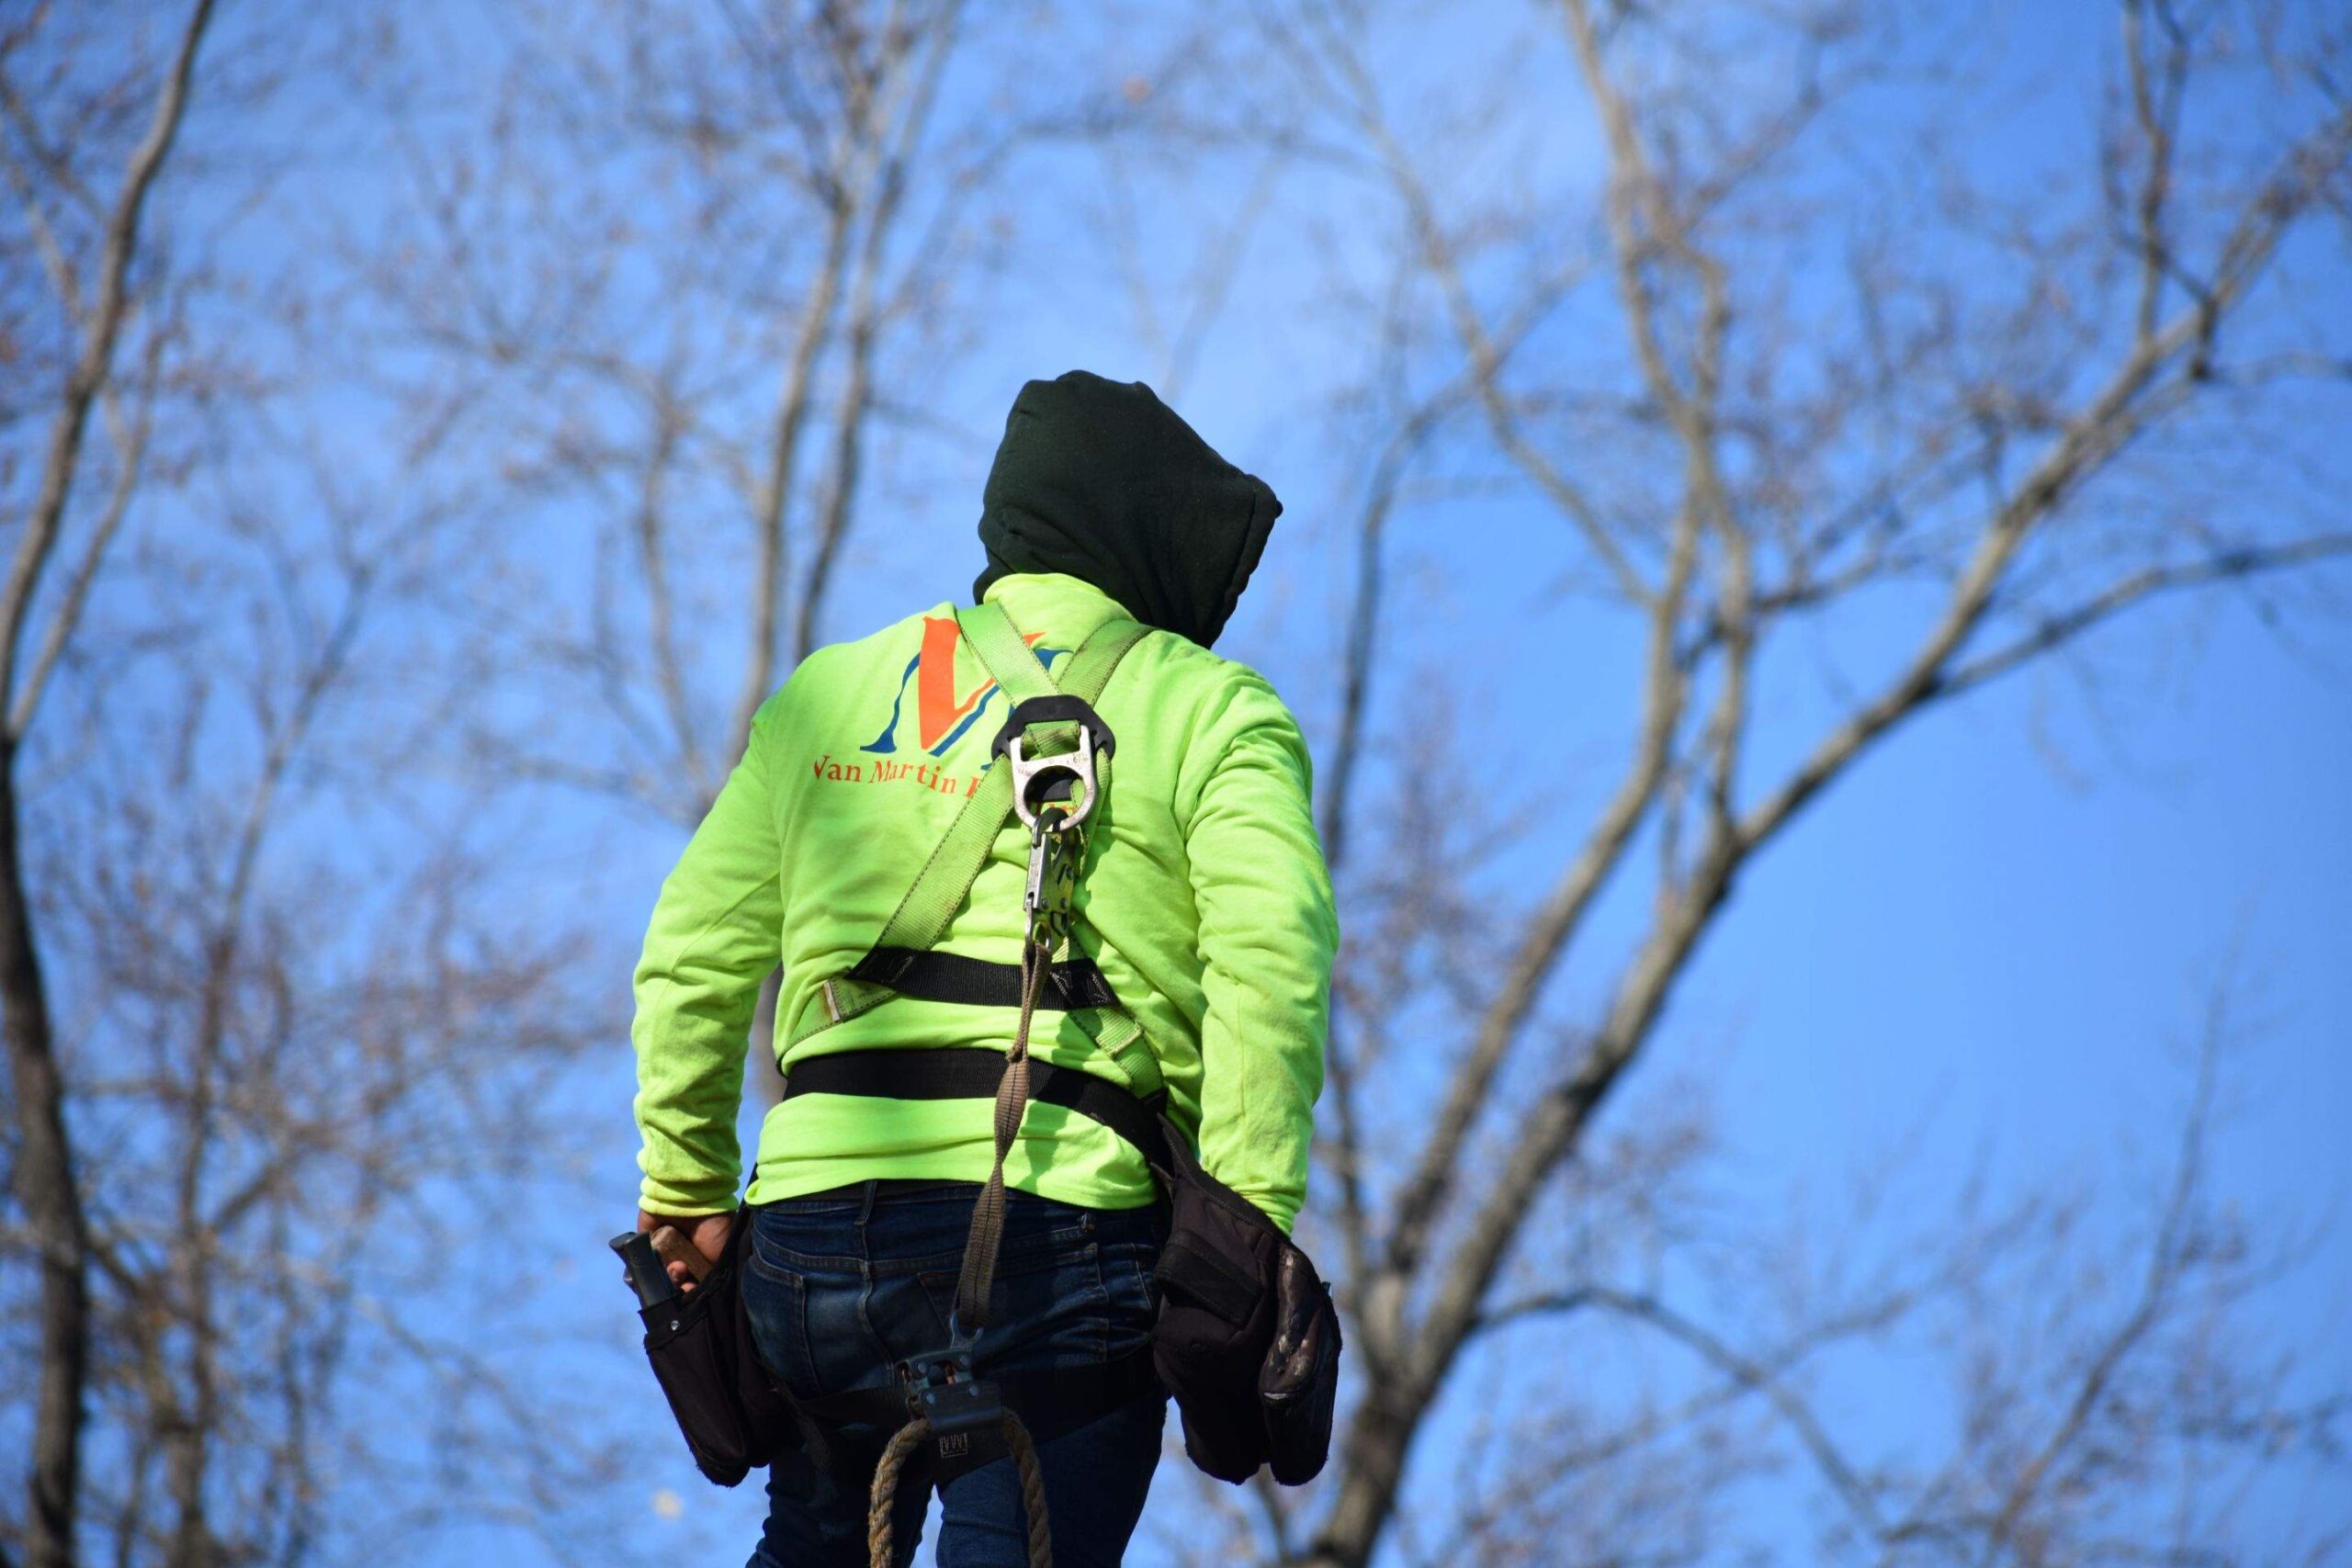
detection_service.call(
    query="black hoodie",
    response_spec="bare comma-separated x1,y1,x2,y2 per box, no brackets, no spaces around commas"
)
973,371,1282,650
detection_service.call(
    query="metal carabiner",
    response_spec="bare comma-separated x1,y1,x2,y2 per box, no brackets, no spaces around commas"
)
1024,811,1083,930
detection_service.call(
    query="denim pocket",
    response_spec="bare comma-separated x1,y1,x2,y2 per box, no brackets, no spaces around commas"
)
916,1228,1110,1371
1097,1231,1160,1360
737,1253,820,1402
749,1216,865,1279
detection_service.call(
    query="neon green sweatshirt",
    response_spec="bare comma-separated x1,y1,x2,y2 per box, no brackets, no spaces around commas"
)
630,572,1336,1231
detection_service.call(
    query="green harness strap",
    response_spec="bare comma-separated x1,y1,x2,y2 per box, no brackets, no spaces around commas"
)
786,602,1159,1098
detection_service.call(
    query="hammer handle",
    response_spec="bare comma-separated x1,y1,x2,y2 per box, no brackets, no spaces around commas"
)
650,1224,715,1284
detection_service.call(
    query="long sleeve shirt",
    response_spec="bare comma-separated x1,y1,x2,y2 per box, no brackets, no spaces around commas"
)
630,571,1336,1231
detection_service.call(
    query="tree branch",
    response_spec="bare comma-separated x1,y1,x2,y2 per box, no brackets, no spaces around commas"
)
1939,533,2352,698
0,0,216,740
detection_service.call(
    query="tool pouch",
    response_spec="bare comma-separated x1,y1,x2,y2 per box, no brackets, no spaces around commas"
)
638,1216,797,1487
1149,1114,1342,1485
1259,1243,1341,1483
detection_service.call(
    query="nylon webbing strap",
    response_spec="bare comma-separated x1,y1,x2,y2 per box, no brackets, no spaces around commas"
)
845,948,1121,1010
960,597,1064,704
779,600,1156,1337
782,1050,1170,1168
787,604,1147,1043
957,604,1157,1096
944,603,1149,1332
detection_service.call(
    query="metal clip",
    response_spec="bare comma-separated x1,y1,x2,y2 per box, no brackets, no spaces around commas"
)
1023,813,1082,931
1002,725,1099,833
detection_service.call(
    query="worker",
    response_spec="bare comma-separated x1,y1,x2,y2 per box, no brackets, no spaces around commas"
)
628,369,1337,1566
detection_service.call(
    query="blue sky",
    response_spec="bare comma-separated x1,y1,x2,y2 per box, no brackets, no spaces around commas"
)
36,0,2345,1560
562,1,2350,1558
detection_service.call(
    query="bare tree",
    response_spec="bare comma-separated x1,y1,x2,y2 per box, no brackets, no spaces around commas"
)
1445,986,2343,1568
0,8,640,1564
359,0,1165,826
9,2,2345,1563
1,378,636,1567
42,477,626,1566
351,0,1185,1129
1151,0,2352,1562
0,5,216,1562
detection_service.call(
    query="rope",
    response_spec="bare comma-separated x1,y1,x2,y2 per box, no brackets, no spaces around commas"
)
862,719,1086,1568
865,1418,927,1568
1006,1412,1053,1568
865,1411,1054,1568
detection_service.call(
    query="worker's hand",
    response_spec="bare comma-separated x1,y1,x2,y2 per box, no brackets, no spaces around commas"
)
636,1208,734,1292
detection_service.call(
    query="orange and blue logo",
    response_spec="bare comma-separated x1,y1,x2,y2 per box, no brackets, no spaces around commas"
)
861,615,1064,757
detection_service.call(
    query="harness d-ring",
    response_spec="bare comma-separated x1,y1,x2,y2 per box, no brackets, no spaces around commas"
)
991,695,1116,832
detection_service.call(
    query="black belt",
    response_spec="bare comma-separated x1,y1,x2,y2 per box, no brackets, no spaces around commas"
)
781,1049,1170,1171
845,946,1123,1011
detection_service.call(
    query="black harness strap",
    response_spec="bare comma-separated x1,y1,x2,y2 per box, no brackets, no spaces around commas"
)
843,948,1123,1012
793,1345,1164,1484
782,1049,1170,1175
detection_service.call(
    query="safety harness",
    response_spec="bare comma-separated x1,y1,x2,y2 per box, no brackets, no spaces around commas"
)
782,601,1166,1567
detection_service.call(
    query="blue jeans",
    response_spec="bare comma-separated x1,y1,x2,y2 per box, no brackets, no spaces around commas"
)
741,1182,1168,1568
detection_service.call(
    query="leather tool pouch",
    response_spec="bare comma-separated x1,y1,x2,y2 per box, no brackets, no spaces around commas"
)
1149,1114,1342,1485
639,1215,797,1487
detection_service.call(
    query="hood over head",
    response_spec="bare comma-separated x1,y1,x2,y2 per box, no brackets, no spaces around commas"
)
973,370,1281,649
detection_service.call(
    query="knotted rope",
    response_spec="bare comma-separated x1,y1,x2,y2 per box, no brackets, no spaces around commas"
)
865,1412,1052,1568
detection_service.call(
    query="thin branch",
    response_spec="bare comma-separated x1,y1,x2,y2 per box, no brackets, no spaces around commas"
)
630,389,707,801
794,0,962,664
10,364,161,738
1971,987,2226,1562
1939,533,2352,697
2122,0,2189,346
1316,12,1644,603
726,197,854,764
1374,489,1698,1294
0,0,218,740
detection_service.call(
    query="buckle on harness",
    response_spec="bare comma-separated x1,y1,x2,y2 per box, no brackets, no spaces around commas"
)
904,1328,1008,1478
992,695,1115,832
